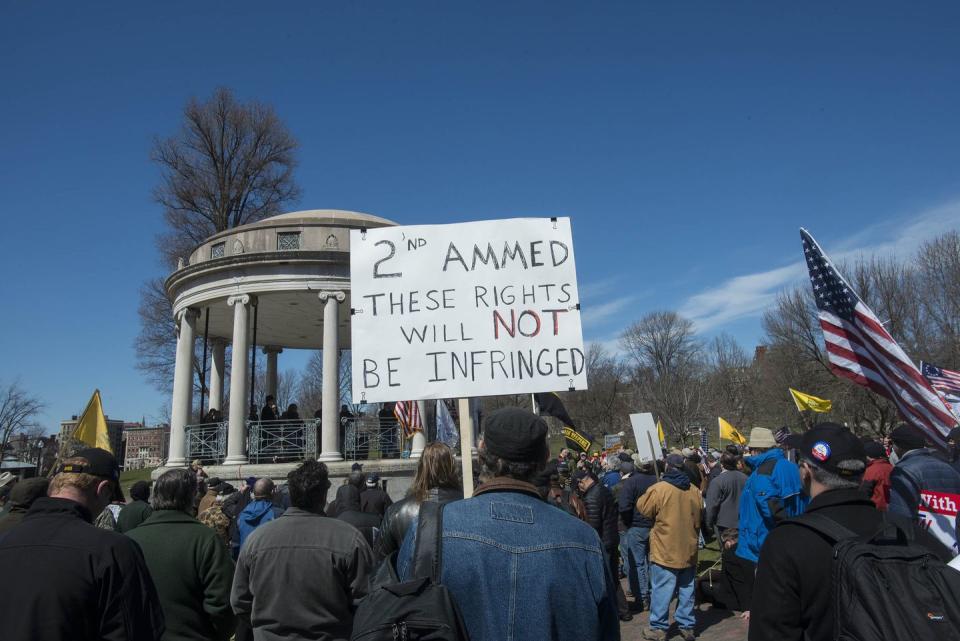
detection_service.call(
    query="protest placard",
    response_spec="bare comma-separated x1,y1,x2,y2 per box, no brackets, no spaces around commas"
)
918,490,959,556
350,217,588,402
629,413,660,462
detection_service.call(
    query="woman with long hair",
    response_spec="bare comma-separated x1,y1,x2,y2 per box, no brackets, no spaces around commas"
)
375,441,463,558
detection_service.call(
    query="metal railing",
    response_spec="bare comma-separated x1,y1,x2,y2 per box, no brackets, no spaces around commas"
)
183,417,404,464
342,417,403,461
248,419,318,464
185,422,227,465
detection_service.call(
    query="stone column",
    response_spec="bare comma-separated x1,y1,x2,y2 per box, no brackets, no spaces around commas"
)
167,308,199,467
318,291,346,462
263,346,282,400
410,400,427,459
208,339,227,416
224,294,255,465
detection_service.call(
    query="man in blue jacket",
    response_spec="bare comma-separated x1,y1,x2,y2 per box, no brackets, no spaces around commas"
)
237,478,283,549
399,407,620,641
735,427,805,615
888,423,960,555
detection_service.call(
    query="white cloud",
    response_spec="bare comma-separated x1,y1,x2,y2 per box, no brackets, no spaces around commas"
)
581,295,636,328
679,199,960,332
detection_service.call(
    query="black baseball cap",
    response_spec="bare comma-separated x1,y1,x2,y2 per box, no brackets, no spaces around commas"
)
797,423,866,478
60,448,120,480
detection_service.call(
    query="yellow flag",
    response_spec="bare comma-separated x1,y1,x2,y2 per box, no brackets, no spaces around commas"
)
73,390,112,453
718,417,747,446
789,388,832,413
657,419,666,447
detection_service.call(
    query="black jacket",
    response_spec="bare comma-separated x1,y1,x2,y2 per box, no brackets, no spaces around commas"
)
0,497,165,641
617,472,656,529
334,485,381,548
375,486,463,558
360,486,394,518
581,481,619,550
750,488,951,641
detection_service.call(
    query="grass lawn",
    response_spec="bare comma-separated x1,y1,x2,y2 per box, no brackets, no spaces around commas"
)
119,467,156,497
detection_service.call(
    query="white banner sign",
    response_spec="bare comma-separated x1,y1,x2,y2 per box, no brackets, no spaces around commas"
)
629,413,660,462
350,217,587,402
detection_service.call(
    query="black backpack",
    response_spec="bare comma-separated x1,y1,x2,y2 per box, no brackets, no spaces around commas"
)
351,501,469,641
784,512,960,641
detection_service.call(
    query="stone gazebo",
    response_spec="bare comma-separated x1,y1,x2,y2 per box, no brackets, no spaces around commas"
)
164,209,412,479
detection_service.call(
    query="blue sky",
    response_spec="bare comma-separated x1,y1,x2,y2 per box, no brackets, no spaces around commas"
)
2,2,959,432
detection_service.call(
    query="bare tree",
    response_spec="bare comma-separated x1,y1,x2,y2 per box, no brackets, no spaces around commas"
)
563,343,631,436
299,350,355,415
135,88,300,395
620,311,705,444
0,381,45,459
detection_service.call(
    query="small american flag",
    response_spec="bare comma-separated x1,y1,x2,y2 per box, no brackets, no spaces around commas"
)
394,400,422,438
802,229,956,448
921,361,960,402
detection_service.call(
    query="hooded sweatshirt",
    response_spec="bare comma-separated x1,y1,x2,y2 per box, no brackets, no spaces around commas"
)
334,485,380,547
238,499,281,548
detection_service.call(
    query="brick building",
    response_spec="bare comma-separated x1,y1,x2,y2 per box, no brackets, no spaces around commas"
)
123,423,170,470
59,416,126,468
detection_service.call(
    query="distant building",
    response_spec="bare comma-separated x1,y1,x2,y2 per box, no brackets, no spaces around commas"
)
59,416,125,467
123,423,170,470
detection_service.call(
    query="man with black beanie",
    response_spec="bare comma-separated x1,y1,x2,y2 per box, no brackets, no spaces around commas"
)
397,407,620,641
887,423,960,551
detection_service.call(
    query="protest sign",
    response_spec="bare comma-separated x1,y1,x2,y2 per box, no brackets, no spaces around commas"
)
350,217,587,402
918,490,959,555
629,413,660,462
603,434,622,450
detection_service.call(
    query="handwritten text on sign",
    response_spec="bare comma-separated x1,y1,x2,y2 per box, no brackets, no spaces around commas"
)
350,218,588,402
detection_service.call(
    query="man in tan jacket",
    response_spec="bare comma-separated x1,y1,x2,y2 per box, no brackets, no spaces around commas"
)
637,453,702,641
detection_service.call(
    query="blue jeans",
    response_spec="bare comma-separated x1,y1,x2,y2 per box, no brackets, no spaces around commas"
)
649,562,696,631
621,526,650,599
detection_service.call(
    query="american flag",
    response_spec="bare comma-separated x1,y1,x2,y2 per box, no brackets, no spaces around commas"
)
698,428,710,459
394,400,422,437
921,361,960,401
802,229,956,448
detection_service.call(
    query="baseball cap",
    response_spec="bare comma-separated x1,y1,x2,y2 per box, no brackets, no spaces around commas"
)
665,453,685,469
863,440,886,459
365,472,380,487
797,423,866,478
60,448,120,480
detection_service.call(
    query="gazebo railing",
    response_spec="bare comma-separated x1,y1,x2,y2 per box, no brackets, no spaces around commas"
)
186,421,227,465
342,417,403,461
247,419,318,464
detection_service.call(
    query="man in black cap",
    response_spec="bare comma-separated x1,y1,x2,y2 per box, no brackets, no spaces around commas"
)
749,424,951,641
888,423,960,551
397,407,620,641
0,448,165,641
575,467,632,621
360,471,393,517
0,476,49,533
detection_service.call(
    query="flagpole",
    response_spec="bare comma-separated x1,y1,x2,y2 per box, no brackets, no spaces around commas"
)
458,398,475,498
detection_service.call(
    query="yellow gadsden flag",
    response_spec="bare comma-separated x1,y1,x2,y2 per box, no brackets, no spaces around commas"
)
789,388,832,413
73,390,112,453
657,419,666,447
718,417,747,446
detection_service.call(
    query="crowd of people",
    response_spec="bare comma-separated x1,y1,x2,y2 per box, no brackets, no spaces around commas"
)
0,411,958,641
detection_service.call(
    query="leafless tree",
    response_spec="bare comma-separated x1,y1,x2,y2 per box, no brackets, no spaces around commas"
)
299,350,356,416
0,381,45,459
620,311,705,444
135,88,300,396
563,343,631,437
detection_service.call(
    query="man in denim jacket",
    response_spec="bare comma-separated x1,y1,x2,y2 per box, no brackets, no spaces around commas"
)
398,407,620,641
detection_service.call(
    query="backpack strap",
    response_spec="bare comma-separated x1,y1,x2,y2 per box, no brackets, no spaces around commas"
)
411,501,444,582
782,512,859,543
757,458,778,476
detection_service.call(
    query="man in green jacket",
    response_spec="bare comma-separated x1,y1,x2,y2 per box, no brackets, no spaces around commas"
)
128,469,236,641
117,480,153,533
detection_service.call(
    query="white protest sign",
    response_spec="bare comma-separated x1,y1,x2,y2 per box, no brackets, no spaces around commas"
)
629,413,660,462
350,217,587,403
